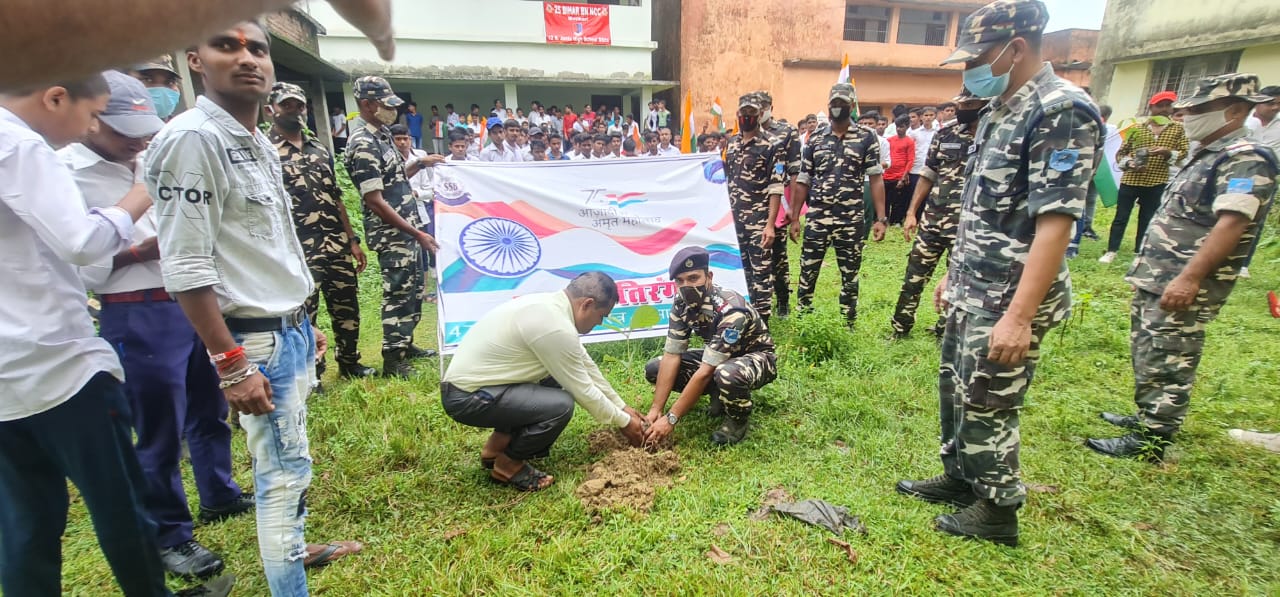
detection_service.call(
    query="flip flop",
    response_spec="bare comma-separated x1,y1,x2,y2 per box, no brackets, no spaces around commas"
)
489,463,553,492
303,541,363,569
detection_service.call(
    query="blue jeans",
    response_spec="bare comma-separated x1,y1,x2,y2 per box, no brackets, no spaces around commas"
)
0,372,171,596
233,322,315,597
99,297,242,548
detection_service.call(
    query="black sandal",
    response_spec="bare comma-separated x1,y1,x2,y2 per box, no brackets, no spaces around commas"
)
490,463,552,492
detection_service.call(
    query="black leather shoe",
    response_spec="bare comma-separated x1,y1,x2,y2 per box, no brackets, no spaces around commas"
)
896,474,976,509
1100,411,1139,429
383,355,414,378
406,345,438,359
710,416,749,445
338,362,378,379
934,499,1019,547
160,540,225,580
775,301,790,319
175,573,236,597
1085,430,1172,462
198,493,255,524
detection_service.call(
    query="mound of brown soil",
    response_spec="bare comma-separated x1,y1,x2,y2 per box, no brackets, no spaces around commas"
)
576,430,680,513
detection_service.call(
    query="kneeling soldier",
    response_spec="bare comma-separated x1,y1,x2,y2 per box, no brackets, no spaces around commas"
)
644,247,778,446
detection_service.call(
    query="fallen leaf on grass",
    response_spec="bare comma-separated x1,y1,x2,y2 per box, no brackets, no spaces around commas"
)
712,523,731,537
826,537,858,564
749,487,795,521
1133,522,1156,531
443,528,467,541
1027,483,1060,494
834,440,847,449
707,545,733,564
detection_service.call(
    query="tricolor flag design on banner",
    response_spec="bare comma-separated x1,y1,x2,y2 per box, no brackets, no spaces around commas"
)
711,96,725,133
682,90,697,153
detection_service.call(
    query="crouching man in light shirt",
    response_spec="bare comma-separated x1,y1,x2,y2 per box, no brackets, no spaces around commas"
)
441,272,647,492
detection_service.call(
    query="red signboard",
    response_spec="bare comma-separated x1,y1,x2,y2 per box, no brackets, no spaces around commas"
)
544,2,611,46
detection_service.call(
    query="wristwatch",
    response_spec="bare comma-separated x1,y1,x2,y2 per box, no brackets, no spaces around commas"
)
877,217,889,225
666,412,679,426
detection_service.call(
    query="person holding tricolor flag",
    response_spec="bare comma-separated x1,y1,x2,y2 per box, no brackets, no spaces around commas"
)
681,90,698,154
711,96,726,133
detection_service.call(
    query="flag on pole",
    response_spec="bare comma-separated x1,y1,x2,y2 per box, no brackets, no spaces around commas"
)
682,90,697,154
630,122,643,148
837,53,850,84
711,96,725,133
1093,123,1126,208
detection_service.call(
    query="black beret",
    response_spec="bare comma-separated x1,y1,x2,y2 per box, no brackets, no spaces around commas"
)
669,246,710,280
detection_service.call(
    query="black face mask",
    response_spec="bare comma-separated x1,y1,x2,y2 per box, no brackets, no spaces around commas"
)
955,108,983,126
678,283,707,307
829,106,852,122
738,114,759,132
274,113,305,132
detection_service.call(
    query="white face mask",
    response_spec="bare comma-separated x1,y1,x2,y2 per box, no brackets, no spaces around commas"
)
1181,109,1229,142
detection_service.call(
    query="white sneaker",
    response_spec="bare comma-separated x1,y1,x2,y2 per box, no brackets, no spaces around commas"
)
1098,252,1117,264
1239,266,1251,279
1228,429,1280,453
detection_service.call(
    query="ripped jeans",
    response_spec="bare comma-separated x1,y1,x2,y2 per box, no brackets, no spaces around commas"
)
234,323,315,597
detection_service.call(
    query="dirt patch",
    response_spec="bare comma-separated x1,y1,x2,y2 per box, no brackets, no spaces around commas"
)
576,430,680,513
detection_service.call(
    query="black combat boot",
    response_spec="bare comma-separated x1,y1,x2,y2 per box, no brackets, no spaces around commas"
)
338,362,378,379
934,499,1020,547
406,344,438,359
706,391,724,418
775,297,790,319
711,400,750,445
895,474,977,509
1085,428,1172,462
1099,411,1139,429
382,351,415,378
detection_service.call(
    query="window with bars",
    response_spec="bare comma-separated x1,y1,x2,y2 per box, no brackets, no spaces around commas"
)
844,4,891,43
1142,51,1242,112
897,9,949,46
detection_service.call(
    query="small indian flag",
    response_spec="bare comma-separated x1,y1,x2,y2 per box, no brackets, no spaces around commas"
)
682,90,697,154
837,53,851,84
1094,123,1126,208
630,123,643,148
711,96,725,133
433,120,445,137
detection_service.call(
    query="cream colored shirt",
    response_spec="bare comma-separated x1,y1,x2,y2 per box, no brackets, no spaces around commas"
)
443,291,631,428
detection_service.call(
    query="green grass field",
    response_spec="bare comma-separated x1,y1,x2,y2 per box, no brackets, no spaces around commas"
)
56,175,1280,596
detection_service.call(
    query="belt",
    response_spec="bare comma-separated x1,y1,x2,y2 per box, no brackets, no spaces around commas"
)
99,288,173,304
225,307,308,334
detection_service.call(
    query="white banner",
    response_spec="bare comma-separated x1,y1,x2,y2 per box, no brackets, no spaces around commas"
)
432,155,747,354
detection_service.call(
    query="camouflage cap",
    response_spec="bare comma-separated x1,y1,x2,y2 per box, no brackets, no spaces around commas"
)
739,93,763,110
1172,73,1274,109
829,83,856,103
756,91,773,106
352,76,404,107
941,0,1048,65
132,54,179,77
669,246,710,280
268,82,306,105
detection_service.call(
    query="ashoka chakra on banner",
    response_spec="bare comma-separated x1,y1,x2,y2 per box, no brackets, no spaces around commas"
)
458,217,542,278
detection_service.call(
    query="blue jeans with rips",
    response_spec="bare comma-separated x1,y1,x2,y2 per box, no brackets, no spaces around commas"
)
233,322,315,597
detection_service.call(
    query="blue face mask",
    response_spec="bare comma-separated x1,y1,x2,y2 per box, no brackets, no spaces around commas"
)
148,87,180,119
962,42,1013,99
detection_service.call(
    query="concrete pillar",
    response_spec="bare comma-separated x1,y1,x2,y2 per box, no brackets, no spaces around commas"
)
342,80,359,118
504,83,519,114
641,87,653,127
311,78,333,154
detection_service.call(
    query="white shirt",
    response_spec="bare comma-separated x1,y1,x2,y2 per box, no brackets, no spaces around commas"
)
61,143,163,294
528,111,544,128
657,144,682,156
443,291,630,428
0,107,134,420
479,142,525,163
1246,114,1280,152
908,126,936,175
444,154,476,162
145,96,313,318
331,114,347,138
492,108,509,121
877,134,892,169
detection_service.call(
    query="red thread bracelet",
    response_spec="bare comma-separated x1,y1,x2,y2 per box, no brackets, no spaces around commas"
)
209,346,245,365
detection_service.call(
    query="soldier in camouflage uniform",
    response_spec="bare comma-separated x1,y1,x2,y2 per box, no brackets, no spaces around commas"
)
890,88,988,339
895,0,1101,547
643,247,777,446
344,76,440,378
788,83,886,327
725,93,786,325
759,91,802,318
268,83,377,380
1087,74,1279,461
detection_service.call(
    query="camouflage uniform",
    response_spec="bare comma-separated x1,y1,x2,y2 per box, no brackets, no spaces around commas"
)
343,77,424,362
271,129,363,370
939,63,1100,505
794,94,883,324
644,286,777,418
725,93,786,319
891,121,975,336
1122,75,1279,436
761,94,802,314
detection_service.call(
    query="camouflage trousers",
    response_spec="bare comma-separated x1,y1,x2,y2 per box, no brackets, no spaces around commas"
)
644,349,778,419
796,210,865,322
378,242,424,358
303,251,362,369
890,229,955,336
733,211,774,318
770,232,791,309
938,308,1048,506
1130,289,1220,434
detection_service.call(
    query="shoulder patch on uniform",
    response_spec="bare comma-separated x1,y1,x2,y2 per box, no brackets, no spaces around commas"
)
721,328,740,345
774,162,784,174
1049,149,1080,172
1226,178,1254,194
1042,97,1073,117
